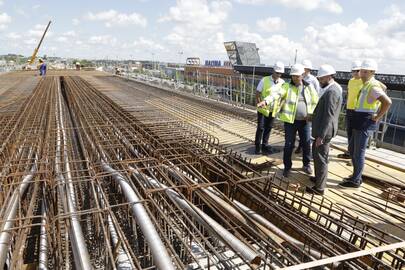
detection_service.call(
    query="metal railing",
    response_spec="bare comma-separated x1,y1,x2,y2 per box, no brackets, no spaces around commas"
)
116,69,405,153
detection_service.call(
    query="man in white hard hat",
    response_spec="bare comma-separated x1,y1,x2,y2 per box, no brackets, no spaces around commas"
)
254,61,285,154
337,60,386,160
306,64,342,195
302,59,321,95
257,64,318,177
295,59,320,154
337,60,362,159
339,59,392,188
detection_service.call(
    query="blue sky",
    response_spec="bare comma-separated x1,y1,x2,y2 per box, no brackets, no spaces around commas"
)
1,0,405,73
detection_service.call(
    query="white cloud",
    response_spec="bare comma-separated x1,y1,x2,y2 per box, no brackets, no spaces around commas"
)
15,8,26,16
133,37,165,51
6,32,21,39
26,24,53,38
85,9,147,27
160,0,232,58
257,17,286,32
301,10,405,72
56,36,68,43
159,0,231,29
28,29,45,37
235,0,342,14
0,12,11,30
230,23,307,65
62,30,76,37
88,35,117,46
24,38,37,45
374,4,405,34
72,18,80,26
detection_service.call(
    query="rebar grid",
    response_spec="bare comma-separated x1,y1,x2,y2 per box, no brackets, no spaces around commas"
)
0,75,403,270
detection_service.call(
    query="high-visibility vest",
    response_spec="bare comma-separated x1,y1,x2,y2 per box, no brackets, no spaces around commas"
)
347,78,363,110
273,83,319,124
257,76,282,117
354,78,381,114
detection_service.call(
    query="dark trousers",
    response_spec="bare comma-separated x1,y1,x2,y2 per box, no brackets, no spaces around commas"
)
313,140,330,191
284,120,311,170
255,112,274,146
349,129,372,184
346,109,354,146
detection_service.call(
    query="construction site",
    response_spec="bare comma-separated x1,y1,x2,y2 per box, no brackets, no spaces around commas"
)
0,68,403,269
1,1,405,268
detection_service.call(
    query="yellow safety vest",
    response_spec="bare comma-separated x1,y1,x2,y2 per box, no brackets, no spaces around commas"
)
273,83,319,124
257,76,276,117
347,78,363,110
354,78,381,114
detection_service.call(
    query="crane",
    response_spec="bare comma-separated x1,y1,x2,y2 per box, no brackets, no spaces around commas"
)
28,21,52,65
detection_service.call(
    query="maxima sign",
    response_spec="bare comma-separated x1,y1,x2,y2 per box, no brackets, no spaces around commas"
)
205,60,222,66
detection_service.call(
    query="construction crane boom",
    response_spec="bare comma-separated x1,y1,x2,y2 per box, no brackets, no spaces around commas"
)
29,20,52,65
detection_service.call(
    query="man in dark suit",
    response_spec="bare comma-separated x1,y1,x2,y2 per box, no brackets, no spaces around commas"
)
306,64,342,195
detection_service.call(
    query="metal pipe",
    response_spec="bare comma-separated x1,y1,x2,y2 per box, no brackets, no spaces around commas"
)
0,163,36,268
38,200,48,270
165,164,335,264
55,85,92,270
101,163,175,270
129,167,262,268
61,78,174,270
96,186,133,270
111,135,263,266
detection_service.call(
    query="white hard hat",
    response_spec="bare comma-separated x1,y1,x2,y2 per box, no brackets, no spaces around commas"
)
351,60,362,71
317,64,336,78
361,59,378,71
290,64,305,76
302,59,313,70
273,61,285,73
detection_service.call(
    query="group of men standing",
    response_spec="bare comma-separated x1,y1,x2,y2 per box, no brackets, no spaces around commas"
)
256,59,392,195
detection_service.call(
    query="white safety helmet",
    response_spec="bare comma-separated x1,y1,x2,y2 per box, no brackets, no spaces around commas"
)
302,59,313,70
273,61,285,73
317,64,336,78
361,59,378,71
351,60,362,71
290,64,305,76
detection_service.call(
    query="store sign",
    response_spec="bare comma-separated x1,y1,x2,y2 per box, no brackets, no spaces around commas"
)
205,60,222,66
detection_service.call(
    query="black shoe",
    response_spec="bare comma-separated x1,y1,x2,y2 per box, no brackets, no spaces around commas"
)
303,165,313,175
309,176,316,183
283,169,290,177
262,145,276,155
255,145,261,155
339,181,361,188
261,144,270,153
342,177,352,182
337,153,351,159
295,147,302,154
305,186,324,195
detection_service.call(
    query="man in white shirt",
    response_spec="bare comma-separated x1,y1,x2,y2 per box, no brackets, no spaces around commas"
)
295,59,321,154
339,59,392,188
302,59,321,95
255,62,285,154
